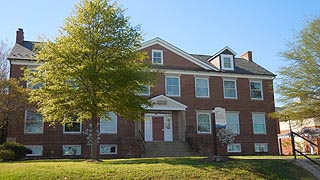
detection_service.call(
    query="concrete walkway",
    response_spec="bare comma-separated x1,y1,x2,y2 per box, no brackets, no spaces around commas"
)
293,159,320,179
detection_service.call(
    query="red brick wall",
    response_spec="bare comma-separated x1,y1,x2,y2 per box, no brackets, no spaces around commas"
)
8,43,278,158
10,64,26,87
143,44,203,70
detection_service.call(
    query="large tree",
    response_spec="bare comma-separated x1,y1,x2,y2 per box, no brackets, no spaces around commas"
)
27,0,154,160
276,17,320,121
0,41,29,143
0,41,10,80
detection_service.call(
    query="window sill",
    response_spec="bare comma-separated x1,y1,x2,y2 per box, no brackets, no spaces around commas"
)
166,95,181,97
224,97,238,99
253,133,267,135
63,132,82,134
24,132,44,134
100,132,117,134
197,132,212,134
196,96,210,98
251,98,264,101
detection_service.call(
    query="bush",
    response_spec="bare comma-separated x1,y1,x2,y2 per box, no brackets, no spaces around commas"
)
0,149,15,161
0,142,31,160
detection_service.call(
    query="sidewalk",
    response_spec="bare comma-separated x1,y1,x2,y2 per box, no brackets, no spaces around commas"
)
293,159,320,179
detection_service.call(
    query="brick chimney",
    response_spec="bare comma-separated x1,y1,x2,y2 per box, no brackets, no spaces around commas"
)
240,51,253,62
16,28,24,44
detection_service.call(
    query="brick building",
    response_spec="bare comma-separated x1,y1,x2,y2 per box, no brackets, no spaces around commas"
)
278,119,320,155
7,28,279,158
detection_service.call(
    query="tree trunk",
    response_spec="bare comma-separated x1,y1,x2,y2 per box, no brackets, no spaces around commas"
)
90,114,99,160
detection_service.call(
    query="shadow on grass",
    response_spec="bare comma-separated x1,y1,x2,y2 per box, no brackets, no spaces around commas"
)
105,157,205,166
1,157,316,179
105,157,316,180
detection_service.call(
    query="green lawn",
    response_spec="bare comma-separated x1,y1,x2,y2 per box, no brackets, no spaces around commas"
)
0,156,317,180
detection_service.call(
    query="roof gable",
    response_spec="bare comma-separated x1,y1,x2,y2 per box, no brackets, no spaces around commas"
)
8,41,37,60
208,46,237,62
146,95,187,111
139,38,219,71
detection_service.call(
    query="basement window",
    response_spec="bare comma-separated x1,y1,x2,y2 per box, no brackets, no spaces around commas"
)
100,144,117,155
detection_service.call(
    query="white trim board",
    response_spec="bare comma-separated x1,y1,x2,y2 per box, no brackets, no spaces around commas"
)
159,69,275,80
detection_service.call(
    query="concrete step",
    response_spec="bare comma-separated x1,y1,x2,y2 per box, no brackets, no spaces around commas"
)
145,141,195,157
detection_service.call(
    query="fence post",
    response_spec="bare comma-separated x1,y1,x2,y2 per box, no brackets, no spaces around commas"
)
291,131,296,159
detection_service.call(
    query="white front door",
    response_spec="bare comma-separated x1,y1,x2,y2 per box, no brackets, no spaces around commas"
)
164,116,173,141
144,116,152,141
144,114,173,142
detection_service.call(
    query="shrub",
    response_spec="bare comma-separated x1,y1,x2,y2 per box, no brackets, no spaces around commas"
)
0,142,31,160
0,149,15,161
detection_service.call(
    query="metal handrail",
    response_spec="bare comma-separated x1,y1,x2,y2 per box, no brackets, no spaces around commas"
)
185,131,196,153
137,130,146,151
292,131,318,147
291,131,320,167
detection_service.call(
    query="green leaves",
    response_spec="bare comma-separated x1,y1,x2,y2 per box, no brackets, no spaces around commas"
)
27,0,155,124
277,17,320,121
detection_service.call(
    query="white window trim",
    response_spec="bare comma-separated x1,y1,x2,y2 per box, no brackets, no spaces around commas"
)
252,112,267,134
26,145,43,156
226,112,240,134
63,121,82,134
24,110,44,134
100,112,118,134
152,49,163,65
165,76,181,97
196,112,212,134
62,145,81,156
221,54,234,70
138,85,151,96
223,79,238,99
254,143,268,152
195,77,210,98
227,143,241,153
250,80,264,100
100,144,118,155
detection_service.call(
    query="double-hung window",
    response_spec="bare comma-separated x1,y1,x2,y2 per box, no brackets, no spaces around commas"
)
139,85,150,96
26,68,43,90
221,54,234,70
196,112,211,133
166,76,180,96
100,112,117,134
64,117,82,134
25,110,43,134
152,50,163,65
195,78,209,98
223,79,237,99
252,113,266,134
250,81,263,100
226,112,240,134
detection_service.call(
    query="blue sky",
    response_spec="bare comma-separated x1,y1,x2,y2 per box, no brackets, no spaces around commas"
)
1,0,320,106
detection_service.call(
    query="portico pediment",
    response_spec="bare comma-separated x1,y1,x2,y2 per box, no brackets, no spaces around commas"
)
146,95,187,111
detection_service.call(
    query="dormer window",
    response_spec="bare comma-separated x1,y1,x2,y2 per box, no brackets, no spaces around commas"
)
152,50,163,65
221,54,234,71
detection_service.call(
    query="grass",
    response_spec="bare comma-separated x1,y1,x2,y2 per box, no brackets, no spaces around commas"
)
0,156,317,180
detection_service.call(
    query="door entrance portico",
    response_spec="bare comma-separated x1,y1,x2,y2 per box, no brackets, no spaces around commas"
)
142,95,187,142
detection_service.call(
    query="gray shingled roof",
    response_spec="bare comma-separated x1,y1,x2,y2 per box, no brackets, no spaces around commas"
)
190,54,275,76
8,41,38,60
9,40,275,76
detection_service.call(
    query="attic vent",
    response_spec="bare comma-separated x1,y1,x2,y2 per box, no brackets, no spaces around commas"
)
156,100,167,105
